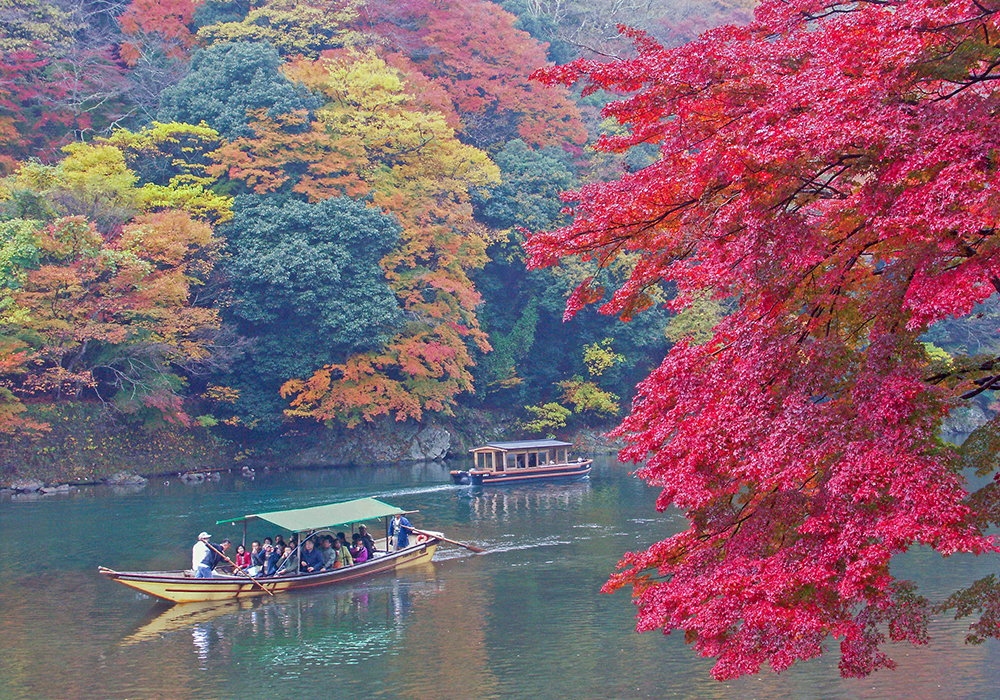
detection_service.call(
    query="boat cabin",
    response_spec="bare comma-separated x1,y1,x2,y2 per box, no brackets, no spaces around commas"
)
470,440,576,472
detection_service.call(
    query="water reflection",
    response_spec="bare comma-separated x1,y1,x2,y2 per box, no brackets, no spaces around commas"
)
466,481,591,522
2,456,999,700
121,571,442,665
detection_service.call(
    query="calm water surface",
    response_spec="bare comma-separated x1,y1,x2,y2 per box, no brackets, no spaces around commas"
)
1,456,998,700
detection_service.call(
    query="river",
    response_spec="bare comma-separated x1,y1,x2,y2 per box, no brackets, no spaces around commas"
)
0,455,997,700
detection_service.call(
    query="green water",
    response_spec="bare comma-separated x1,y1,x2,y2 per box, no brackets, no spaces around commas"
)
0,457,997,700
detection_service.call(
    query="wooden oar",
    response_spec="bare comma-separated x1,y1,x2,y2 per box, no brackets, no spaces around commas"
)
206,542,275,597
410,527,485,553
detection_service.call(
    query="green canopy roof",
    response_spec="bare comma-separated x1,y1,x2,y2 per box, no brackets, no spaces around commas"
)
217,497,404,532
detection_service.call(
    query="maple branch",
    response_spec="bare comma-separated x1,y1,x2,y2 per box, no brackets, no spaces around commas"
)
961,374,1000,400
925,356,1000,384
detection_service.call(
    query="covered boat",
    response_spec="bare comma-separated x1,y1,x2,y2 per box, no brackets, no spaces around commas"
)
99,497,440,604
450,440,593,485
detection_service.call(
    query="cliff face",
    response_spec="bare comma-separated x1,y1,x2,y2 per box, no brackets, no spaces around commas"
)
0,403,618,488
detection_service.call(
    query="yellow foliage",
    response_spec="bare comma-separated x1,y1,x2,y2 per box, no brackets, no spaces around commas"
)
205,385,240,403
583,338,624,378
198,0,366,59
0,0,81,53
135,183,233,224
285,51,500,190
521,402,571,435
8,144,139,224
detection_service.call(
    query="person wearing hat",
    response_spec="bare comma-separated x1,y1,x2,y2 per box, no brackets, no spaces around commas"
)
192,534,232,578
192,532,213,578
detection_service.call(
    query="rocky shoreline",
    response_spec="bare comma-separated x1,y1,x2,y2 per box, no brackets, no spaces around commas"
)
0,403,622,492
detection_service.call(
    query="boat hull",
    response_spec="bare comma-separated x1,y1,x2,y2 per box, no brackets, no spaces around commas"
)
450,460,592,486
100,539,438,604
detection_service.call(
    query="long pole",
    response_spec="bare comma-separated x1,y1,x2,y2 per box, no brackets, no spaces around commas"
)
206,542,275,597
410,527,485,554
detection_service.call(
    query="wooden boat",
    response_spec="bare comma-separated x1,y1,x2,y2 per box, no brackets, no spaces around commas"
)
99,497,441,604
450,439,593,486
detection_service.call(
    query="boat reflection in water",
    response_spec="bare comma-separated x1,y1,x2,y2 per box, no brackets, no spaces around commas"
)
466,481,591,523
119,565,443,667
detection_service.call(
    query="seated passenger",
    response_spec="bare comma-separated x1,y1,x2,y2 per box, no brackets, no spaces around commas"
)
234,544,252,570
358,525,377,557
329,538,353,568
350,534,369,564
319,536,335,569
264,543,281,576
299,539,324,573
249,540,264,575
280,543,298,575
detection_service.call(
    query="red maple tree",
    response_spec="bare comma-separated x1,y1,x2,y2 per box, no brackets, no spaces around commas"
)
528,0,1000,680
359,0,586,148
0,49,77,172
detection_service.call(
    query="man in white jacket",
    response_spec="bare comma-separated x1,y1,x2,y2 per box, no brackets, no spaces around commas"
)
192,531,213,578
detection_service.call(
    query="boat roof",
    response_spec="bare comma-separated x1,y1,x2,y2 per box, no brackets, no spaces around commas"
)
470,440,573,452
216,497,405,532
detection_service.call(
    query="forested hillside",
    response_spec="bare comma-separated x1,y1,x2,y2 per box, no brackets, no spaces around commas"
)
0,0,744,446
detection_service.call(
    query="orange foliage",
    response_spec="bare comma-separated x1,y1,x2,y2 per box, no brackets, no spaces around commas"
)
209,109,369,201
118,0,204,66
276,51,499,424
8,213,220,422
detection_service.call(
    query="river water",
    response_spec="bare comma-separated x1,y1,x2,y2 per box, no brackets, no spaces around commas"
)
0,455,998,700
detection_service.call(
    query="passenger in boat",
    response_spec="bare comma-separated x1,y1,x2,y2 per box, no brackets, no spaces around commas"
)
358,525,377,557
350,533,369,564
319,535,335,568
275,535,286,549
389,513,412,551
249,541,264,574
272,544,290,575
280,542,298,575
329,538,353,568
263,543,279,576
299,539,324,573
234,544,252,570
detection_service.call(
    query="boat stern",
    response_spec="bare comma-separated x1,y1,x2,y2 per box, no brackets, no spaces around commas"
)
450,469,471,485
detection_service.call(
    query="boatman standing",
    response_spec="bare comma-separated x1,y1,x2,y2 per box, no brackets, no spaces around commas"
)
389,513,412,551
192,531,213,578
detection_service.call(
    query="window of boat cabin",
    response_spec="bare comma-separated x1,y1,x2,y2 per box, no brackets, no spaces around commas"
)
515,452,526,469
475,450,501,470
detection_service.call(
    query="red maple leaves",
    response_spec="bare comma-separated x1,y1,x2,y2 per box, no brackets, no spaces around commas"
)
528,0,1000,679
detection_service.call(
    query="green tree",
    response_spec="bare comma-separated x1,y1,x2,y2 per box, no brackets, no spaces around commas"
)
156,41,320,140
219,194,401,429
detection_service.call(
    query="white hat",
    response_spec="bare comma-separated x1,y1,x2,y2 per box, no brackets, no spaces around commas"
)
198,532,211,540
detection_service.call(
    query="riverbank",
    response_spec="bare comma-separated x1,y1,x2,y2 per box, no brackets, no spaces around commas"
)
0,402,621,489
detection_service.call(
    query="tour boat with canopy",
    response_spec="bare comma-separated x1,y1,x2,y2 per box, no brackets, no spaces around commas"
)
450,439,593,485
99,497,442,604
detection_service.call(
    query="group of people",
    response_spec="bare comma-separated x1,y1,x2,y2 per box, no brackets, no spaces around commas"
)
191,520,407,579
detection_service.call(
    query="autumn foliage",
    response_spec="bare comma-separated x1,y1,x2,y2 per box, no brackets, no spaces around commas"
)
273,50,499,425
529,0,1000,680
358,0,586,148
